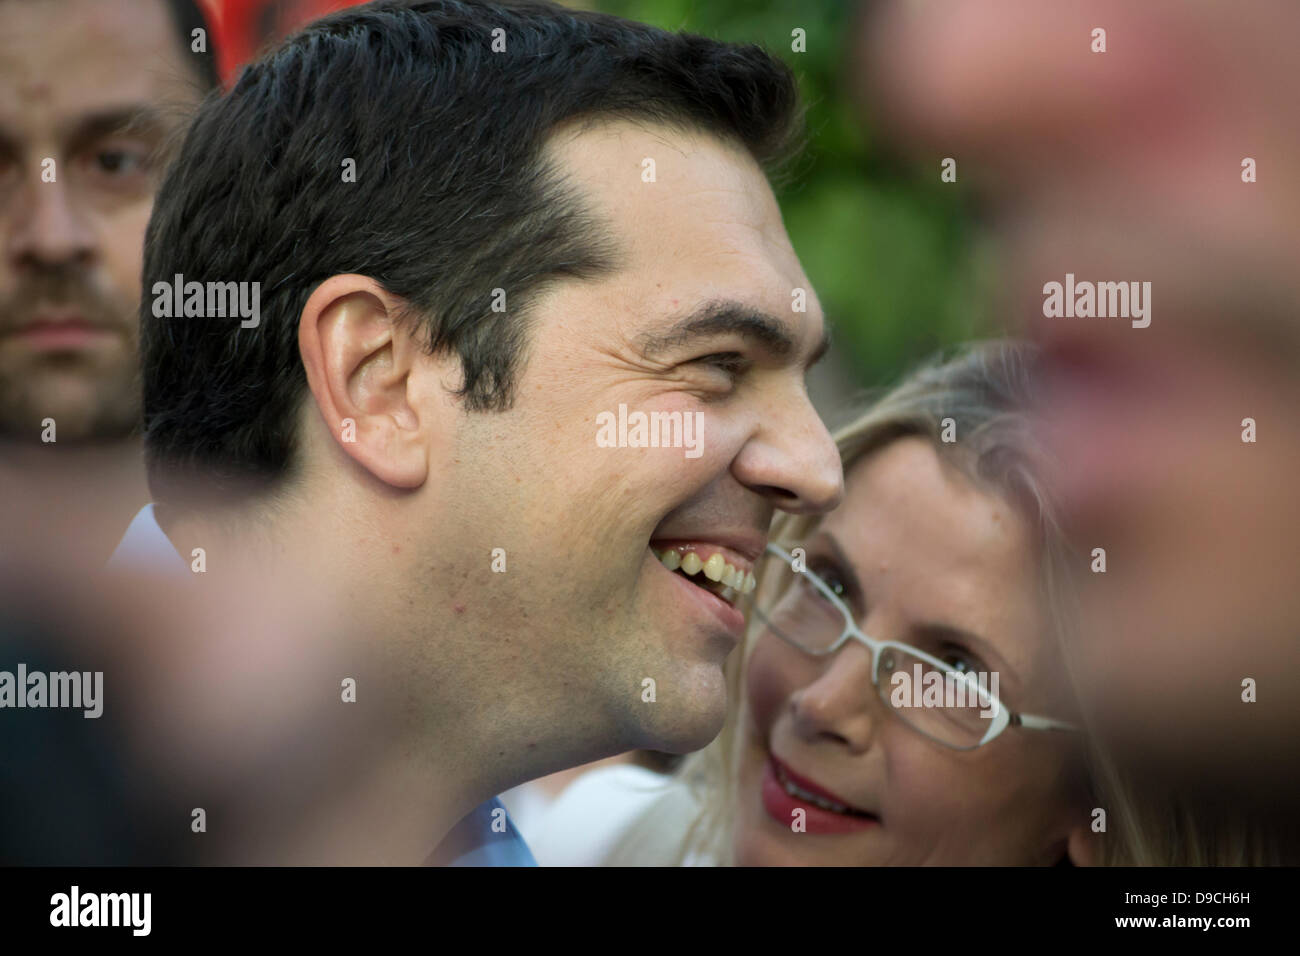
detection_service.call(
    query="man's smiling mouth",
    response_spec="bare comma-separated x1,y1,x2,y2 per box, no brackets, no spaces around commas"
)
652,544,756,608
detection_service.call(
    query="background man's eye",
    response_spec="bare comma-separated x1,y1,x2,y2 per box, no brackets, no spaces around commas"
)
80,143,153,185
95,150,138,174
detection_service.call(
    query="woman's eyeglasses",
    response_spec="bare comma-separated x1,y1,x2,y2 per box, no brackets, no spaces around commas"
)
753,543,1078,751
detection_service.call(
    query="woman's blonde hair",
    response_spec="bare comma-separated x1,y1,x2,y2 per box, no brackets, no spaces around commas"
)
611,340,1273,865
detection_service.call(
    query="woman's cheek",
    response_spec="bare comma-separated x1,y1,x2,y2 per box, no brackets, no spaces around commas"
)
876,727,965,834
744,632,798,737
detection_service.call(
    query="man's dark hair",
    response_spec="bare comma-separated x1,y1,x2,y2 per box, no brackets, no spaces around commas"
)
141,0,801,504
165,0,220,91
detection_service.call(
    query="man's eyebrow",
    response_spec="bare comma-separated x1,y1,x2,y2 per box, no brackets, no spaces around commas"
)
637,299,831,369
63,106,171,147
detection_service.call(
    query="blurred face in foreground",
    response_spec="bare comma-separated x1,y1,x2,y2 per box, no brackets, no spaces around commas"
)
1033,291,1300,787
858,0,1300,785
733,437,1090,864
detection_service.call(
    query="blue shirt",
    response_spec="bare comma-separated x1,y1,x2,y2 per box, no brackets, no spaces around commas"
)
108,505,537,867
427,796,538,867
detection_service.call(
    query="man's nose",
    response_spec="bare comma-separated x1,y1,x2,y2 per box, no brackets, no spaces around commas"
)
733,386,844,516
8,174,97,270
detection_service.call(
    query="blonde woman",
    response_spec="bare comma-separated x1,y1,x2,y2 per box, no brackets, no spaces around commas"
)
682,340,1098,864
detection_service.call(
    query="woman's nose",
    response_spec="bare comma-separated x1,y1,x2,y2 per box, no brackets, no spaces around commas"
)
788,641,883,752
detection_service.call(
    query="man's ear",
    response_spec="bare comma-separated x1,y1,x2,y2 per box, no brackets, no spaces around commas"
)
298,274,429,490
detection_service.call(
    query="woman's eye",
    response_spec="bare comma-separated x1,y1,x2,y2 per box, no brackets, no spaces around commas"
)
941,650,982,675
809,561,850,600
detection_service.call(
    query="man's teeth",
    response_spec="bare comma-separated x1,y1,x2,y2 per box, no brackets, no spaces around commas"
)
655,549,756,595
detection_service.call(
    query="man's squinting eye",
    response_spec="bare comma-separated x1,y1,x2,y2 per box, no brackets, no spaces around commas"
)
692,352,750,379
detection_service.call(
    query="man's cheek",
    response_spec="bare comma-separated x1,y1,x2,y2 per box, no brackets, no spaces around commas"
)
102,206,149,289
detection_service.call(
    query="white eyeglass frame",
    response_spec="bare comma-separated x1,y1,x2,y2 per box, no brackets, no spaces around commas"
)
756,543,1079,750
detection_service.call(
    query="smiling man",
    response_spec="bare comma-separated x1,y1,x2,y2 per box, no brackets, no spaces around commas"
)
116,0,842,864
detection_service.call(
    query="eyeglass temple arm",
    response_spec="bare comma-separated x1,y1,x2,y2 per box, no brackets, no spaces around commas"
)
1013,713,1079,733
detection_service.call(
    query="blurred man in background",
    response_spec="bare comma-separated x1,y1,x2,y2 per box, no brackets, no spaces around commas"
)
0,0,216,572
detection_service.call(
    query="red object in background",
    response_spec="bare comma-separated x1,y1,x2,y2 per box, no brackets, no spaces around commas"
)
200,0,369,87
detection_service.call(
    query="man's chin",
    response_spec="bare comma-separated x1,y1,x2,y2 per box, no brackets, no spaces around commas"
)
630,660,728,755
0,381,139,444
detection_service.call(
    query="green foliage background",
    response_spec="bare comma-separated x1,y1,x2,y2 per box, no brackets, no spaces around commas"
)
592,0,994,390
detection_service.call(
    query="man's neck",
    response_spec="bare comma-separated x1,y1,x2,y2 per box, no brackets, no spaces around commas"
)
136,499,498,863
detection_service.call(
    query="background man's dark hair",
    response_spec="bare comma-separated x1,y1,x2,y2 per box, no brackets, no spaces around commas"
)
141,0,802,505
